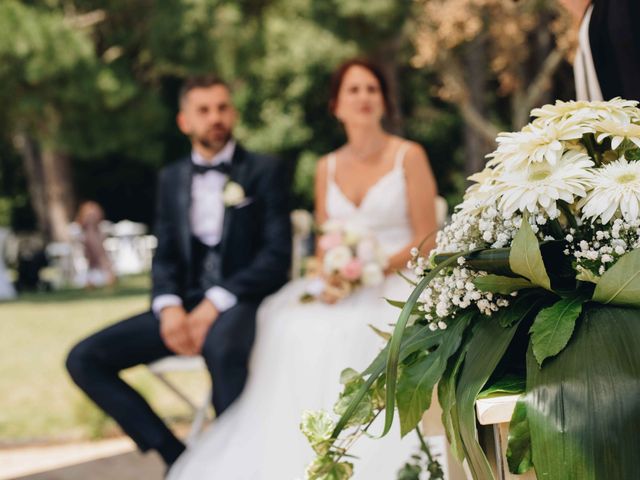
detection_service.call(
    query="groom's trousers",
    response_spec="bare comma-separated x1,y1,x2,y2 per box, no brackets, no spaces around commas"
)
65,299,258,461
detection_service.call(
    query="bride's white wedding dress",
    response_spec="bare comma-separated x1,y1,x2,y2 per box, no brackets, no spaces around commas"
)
168,144,436,480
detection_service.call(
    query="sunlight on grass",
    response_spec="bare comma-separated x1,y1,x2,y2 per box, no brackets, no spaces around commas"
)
0,276,210,443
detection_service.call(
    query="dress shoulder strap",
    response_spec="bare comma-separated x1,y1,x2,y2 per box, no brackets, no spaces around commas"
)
394,142,411,170
327,153,337,182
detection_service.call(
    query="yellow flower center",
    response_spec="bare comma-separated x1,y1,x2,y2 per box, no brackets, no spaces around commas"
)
528,169,551,182
617,173,638,184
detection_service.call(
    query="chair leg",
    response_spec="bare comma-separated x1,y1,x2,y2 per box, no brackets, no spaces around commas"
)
151,372,199,414
186,386,213,446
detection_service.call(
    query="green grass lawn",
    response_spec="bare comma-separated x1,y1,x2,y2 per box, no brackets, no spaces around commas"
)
0,275,209,444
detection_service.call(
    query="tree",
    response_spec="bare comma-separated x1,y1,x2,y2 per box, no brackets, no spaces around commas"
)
412,0,575,175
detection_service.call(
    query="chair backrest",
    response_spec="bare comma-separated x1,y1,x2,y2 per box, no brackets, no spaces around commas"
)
435,195,448,228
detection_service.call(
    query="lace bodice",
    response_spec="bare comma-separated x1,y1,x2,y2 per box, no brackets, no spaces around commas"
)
326,143,413,255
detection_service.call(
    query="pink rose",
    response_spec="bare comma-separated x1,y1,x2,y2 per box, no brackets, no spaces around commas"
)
340,258,363,282
319,232,343,252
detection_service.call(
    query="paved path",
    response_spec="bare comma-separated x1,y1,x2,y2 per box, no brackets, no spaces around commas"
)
0,438,164,480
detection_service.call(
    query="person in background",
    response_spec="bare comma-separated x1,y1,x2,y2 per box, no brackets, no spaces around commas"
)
75,201,115,288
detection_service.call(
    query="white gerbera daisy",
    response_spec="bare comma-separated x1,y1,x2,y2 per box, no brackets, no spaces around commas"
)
580,158,640,224
491,117,594,169
494,150,594,218
594,120,640,150
531,98,640,125
457,167,500,214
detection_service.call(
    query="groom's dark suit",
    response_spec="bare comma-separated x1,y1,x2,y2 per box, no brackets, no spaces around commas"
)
590,0,640,101
66,144,291,460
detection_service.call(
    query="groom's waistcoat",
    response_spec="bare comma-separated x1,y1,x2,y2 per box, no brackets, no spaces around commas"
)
151,145,292,304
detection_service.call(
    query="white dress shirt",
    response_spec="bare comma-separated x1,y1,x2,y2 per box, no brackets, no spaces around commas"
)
152,140,238,317
574,5,604,101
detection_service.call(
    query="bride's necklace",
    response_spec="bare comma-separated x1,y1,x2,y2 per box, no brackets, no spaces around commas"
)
346,136,389,163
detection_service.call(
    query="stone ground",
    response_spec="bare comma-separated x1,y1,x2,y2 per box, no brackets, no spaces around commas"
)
0,437,164,480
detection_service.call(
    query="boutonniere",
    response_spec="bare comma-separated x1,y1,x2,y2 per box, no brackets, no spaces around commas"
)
223,180,246,207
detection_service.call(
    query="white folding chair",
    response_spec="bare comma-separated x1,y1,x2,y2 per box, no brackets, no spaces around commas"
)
148,356,212,446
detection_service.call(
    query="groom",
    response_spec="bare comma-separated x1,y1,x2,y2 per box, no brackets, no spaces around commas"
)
66,75,292,467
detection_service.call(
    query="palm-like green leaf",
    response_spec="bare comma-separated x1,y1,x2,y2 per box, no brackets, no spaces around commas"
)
473,274,534,294
506,398,533,474
381,252,469,437
455,316,524,480
592,249,640,307
524,304,640,479
396,314,471,436
438,336,471,461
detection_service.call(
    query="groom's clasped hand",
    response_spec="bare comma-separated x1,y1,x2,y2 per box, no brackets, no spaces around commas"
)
159,301,219,355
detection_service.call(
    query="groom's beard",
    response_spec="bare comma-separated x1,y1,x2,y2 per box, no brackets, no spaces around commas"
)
196,125,232,152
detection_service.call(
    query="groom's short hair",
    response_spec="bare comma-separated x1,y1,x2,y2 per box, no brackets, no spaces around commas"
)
179,75,230,108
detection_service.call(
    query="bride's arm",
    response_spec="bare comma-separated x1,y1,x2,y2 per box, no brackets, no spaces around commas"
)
314,156,329,256
385,142,438,273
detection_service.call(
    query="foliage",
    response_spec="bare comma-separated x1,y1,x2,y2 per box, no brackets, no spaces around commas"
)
304,99,640,479
2,0,577,231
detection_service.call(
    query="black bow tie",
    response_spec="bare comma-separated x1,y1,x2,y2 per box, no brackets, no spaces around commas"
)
192,162,231,175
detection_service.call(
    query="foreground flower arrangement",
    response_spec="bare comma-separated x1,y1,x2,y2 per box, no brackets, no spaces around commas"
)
301,98,640,480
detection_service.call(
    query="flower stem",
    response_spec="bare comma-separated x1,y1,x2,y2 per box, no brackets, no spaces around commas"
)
415,427,444,479
583,133,602,166
557,200,578,230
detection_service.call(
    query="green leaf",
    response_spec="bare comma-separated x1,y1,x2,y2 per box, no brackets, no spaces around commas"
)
456,315,524,480
333,378,374,428
395,314,472,436
385,298,422,315
300,410,336,455
529,295,585,366
506,398,533,475
592,249,640,307
493,289,552,328
524,304,640,480
305,455,354,480
509,219,551,290
368,324,392,341
381,252,471,438
477,375,525,399
473,274,534,294
435,247,513,276
625,147,640,161
339,368,361,385
333,325,444,438
438,338,469,462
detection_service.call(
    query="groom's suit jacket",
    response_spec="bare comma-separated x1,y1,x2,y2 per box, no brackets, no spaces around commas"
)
151,144,292,304
589,0,640,101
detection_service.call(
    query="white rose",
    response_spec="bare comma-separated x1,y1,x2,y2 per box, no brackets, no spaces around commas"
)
343,222,365,246
223,181,246,206
361,263,384,287
323,246,353,274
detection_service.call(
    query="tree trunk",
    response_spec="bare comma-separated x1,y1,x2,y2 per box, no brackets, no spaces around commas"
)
12,132,75,241
41,147,74,241
463,36,492,178
12,131,48,234
374,36,404,135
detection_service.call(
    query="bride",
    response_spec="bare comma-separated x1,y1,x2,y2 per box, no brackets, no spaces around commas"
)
168,58,439,480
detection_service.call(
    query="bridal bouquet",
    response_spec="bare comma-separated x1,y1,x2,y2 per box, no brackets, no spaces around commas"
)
302,98,640,480
301,220,387,303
